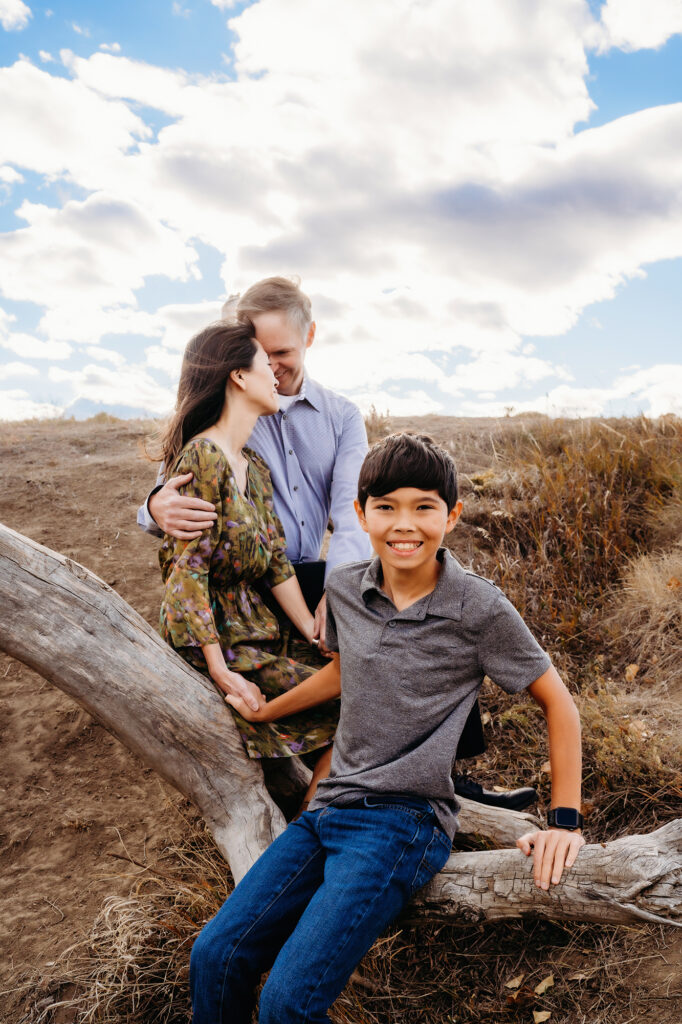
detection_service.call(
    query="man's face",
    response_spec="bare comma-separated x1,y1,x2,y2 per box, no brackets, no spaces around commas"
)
355,488,462,573
252,311,315,397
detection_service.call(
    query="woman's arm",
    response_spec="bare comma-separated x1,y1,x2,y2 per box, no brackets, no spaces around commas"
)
202,642,265,713
516,665,585,887
225,655,341,722
270,575,316,642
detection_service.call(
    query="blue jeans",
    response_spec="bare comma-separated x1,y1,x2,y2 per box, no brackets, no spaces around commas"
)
190,797,452,1023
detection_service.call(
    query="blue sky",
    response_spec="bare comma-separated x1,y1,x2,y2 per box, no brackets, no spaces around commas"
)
0,0,680,420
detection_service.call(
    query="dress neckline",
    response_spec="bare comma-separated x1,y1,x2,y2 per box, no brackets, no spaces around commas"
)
188,436,253,501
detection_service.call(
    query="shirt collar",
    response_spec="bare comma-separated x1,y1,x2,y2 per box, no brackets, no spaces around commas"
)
360,548,467,621
283,373,321,412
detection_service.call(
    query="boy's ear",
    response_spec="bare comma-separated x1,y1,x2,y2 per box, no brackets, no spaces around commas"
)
444,500,463,535
354,498,369,533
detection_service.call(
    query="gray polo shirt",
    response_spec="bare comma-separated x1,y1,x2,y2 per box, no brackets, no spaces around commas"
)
309,548,551,838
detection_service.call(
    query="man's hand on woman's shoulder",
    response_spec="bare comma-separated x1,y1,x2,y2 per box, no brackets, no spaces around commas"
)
150,473,217,539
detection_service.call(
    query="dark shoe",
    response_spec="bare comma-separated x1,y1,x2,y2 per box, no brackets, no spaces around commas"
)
454,776,537,811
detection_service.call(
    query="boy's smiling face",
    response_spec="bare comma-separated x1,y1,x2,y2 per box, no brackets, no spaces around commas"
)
355,487,462,571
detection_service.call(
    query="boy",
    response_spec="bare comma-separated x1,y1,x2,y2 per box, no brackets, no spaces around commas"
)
190,433,584,1024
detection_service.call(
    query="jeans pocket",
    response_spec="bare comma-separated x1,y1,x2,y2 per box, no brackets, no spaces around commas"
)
409,827,452,895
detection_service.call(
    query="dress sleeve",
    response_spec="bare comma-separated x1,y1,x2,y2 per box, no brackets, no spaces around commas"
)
249,450,296,588
160,443,224,648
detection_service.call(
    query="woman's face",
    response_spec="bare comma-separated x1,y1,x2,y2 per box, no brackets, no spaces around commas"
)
242,341,279,414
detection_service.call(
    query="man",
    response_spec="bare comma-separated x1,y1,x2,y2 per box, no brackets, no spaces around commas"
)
138,276,535,810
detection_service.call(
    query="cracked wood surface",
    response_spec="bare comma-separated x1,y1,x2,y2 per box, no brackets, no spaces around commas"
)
2,521,680,926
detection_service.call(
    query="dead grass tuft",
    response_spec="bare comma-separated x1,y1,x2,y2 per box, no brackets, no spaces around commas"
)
606,545,682,694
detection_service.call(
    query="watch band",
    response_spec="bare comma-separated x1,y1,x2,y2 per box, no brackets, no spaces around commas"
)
547,807,584,831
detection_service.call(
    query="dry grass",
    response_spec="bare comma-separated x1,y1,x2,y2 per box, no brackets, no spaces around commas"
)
606,545,682,694
18,813,679,1024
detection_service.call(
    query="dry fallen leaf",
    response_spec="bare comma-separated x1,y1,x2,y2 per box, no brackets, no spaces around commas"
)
480,710,492,726
666,576,680,591
504,973,525,990
534,974,554,995
625,663,639,683
540,760,552,776
568,972,588,981
533,1012,552,1023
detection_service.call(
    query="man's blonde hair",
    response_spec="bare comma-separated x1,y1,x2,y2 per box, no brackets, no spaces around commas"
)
231,276,313,338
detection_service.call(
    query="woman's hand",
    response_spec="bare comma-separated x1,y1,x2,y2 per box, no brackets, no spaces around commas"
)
224,691,270,722
516,828,585,889
211,668,266,714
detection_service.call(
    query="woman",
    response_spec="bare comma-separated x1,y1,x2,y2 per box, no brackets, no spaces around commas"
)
156,320,337,783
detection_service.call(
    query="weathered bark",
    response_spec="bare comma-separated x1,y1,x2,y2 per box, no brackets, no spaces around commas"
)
1,522,680,928
0,522,282,883
412,818,682,927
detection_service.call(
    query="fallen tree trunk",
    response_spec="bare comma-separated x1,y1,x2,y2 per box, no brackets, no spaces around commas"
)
413,818,682,927
1,522,680,928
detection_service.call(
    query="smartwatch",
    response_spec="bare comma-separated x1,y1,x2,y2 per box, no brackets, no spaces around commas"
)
547,807,583,831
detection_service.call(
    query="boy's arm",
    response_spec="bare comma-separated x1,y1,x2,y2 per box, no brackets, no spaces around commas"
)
517,665,585,888
224,655,341,721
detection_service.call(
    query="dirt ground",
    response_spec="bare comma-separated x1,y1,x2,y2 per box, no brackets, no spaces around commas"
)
0,416,680,1023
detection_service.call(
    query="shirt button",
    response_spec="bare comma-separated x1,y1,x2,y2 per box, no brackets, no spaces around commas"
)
289,449,293,454
282,413,287,420
388,621,396,628
293,485,299,491
301,520,305,526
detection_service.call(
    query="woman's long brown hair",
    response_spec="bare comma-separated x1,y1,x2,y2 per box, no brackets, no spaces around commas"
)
150,320,258,471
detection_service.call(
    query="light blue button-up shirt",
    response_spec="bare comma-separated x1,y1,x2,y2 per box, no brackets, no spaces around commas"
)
138,375,372,579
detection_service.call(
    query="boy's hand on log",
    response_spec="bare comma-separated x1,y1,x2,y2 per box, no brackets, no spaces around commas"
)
149,473,217,539
517,828,585,888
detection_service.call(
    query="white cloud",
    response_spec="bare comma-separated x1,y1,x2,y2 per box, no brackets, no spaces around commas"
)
348,388,443,417
596,0,682,52
455,364,682,418
0,360,38,380
0,58,151,183
0,333,72,359
99,42,121,53
48,362,176,415
84,346,126,366
0,0,31,32
441,353,572,394
38,50,53,62
0,192,198,312
172,2,191,17
0,165,23,183
0,388,62,421
0,1,679,417
71,22,90,37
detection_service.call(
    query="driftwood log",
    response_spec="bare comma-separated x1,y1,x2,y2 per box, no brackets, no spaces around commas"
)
1,522,680,928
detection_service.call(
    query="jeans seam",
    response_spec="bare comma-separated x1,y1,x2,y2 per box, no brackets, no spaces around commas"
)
409,827,451,894
300,816,425,1019
217,842,325,1014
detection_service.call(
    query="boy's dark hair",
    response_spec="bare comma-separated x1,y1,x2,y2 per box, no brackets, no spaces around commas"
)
357,433,458,511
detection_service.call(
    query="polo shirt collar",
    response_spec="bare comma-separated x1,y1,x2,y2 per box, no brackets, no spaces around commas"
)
360,548,467,620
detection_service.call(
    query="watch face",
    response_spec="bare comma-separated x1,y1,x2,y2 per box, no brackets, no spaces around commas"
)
553,808,580,828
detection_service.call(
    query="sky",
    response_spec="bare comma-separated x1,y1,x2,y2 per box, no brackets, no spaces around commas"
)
0,0,681,422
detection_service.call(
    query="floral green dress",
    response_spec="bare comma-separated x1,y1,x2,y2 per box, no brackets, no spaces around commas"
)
159,438,338,759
